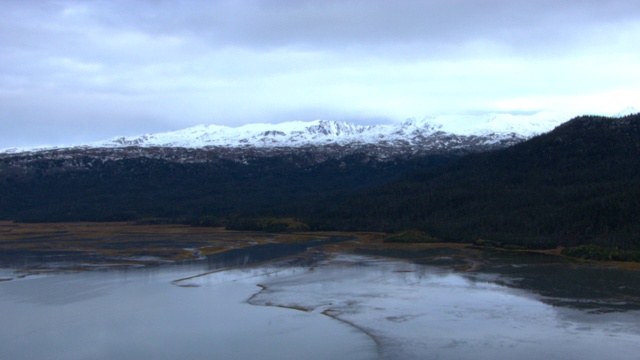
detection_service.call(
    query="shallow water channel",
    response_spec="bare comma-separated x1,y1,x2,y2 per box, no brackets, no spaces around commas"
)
1,241,640,360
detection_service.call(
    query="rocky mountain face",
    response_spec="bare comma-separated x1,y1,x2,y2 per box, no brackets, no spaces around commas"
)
0,112,577,171
98,117,526,150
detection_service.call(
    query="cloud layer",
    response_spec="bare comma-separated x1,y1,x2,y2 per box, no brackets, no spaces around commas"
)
2,0,640,147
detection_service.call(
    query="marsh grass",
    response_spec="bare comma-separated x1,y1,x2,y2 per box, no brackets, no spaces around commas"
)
0,222,327,268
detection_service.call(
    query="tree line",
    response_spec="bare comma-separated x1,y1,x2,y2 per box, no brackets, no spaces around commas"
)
1,114,639,257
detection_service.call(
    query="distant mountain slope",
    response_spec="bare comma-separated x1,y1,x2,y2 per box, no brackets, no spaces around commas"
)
2,112,639,253
96,112,572,148
298,113,640,249
0,147,457,222
1,111,578,155
4,111,583,223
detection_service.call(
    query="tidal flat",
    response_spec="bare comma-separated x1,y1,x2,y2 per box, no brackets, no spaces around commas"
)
1,222,640,359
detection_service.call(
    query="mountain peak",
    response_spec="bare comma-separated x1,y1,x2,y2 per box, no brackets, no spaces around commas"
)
168,112,566,146
1,111,600,155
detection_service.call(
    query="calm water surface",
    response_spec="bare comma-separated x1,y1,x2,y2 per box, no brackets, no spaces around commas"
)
1,248,640,360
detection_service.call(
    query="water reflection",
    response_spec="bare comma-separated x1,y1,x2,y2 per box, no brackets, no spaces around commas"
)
248,255,640,360
476,252,640,312
0,235,351,276
0,261,376,360
1,248,640,360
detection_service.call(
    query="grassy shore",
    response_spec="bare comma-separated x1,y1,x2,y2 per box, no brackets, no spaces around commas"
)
1,221,638,272
0,221,321,267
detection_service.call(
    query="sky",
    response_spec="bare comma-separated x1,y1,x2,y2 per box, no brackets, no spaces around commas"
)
1,0,640,148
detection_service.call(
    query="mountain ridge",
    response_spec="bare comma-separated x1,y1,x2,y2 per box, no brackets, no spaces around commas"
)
1,111,583,155
78,112,576,149
293,113,640,250
1,112,639,255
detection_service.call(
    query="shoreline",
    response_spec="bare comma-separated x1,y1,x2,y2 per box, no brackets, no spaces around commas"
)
1,221,638,277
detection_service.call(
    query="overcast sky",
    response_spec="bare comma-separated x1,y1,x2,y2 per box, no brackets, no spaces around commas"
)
2,0,639,148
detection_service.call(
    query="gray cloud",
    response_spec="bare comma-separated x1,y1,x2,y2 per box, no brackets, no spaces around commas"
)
73,0,640,54
1,0,640,148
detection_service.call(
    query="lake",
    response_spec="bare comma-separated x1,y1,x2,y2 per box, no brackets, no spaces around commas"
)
1,243,640,359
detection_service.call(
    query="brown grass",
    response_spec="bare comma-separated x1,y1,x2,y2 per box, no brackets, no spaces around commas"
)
0,221,323,266
1,222,637,271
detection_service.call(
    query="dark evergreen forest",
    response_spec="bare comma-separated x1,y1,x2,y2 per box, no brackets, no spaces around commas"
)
1,113,639,255
295,114,640,252
0,152,455,223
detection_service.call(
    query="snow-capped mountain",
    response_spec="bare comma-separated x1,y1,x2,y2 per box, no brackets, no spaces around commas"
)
5,109,639,157
8,109,638,164
92,111,573,150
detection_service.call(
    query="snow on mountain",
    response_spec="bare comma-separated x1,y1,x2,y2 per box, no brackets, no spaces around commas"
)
4,108,636,155
92,111,572,150
423,111,575,137
100,120,375,148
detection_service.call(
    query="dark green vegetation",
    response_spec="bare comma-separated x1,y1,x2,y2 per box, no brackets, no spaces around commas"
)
1,114,639,259
226,217,310,232
384,230,440,243
299,114,640,254
561,245,640,262
302,114,640,248
0,150,455,223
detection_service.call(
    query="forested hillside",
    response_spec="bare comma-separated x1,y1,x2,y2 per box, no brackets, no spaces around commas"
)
296,114,640,250
2,114,638,254
0,151,455,223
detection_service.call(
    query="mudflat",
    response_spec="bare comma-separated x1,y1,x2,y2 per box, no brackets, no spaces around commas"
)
1,221,638,274
0,221,324,269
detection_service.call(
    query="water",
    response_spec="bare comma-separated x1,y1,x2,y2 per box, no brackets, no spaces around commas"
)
247,254,640,359
1,249,640,359
0,265,375,360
